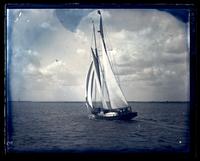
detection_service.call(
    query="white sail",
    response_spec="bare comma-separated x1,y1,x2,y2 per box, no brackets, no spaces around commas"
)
91,48,109,109
101,40,128,109
84,11,138,120
88,71,94,108
85,62,94,108
97,11,128,109
86,10,128,111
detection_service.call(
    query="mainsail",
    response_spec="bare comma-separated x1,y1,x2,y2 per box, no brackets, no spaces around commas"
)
86,10,128,110
98,11,128,109
101,40,128,109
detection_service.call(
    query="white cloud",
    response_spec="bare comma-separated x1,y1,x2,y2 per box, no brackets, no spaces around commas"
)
7,9,189,101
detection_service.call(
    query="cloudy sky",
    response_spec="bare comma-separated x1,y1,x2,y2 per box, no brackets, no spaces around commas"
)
7,8,190,101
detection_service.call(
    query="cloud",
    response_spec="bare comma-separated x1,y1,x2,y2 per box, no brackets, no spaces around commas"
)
7,9,189,101
8,9,90,101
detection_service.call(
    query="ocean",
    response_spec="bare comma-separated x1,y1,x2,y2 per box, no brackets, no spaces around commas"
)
7,102,190,153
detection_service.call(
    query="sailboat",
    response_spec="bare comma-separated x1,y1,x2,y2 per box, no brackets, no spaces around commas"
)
85,10,137,120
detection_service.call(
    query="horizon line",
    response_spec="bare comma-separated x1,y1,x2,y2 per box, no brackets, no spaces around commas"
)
8,101,190,103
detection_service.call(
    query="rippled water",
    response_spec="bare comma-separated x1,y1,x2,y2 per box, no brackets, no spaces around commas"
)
7,102,190,153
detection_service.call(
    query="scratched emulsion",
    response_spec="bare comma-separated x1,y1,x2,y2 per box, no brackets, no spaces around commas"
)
7,102,190,153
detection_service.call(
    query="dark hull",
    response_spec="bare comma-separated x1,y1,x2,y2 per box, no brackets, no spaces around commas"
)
94,112,137,120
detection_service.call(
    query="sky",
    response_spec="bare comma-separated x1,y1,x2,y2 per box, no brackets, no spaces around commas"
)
7,8,190,101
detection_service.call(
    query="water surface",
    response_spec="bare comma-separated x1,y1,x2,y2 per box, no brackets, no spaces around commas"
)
7,102,190,153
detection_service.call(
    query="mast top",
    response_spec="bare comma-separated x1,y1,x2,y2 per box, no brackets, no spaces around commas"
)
97,10,101,15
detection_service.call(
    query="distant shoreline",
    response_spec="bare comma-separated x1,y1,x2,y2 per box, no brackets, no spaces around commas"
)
8,101,190,103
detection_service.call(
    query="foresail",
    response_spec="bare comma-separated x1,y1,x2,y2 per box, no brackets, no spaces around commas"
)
101,39,128,109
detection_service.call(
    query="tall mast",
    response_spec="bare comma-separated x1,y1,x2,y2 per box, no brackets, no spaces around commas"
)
92,21,101,86
92,20,99,62
92,21,97,50
98,10,108,55
97,10,112,108
92,21,98,106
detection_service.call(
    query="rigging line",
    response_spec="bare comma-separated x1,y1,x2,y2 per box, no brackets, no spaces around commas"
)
111,49,121,87
104,26,113,51
101,27,118,80
104,21,122,88
108,48,120,83
98,28,102,54
104,25,121,87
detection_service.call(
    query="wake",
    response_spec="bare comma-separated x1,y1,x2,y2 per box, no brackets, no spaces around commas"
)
137,118,189,133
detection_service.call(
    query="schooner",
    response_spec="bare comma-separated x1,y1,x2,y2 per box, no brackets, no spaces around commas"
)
85,10,137,120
